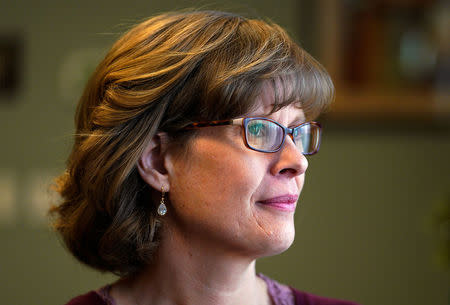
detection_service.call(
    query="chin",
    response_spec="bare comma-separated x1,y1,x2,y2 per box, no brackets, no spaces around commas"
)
254,224,296,258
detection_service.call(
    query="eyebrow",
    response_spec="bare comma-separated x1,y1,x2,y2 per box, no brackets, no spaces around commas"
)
258,112,306,126
290,116,307,126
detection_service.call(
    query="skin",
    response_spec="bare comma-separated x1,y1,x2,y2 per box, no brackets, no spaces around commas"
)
112,85,309,305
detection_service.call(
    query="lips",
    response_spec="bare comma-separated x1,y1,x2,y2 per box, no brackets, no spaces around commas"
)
257,194,298,212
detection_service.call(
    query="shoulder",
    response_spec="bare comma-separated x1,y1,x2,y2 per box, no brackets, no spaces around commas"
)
290,287,361,305
64,291,107,305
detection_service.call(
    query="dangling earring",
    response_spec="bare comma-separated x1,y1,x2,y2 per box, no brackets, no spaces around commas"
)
157,186,167,216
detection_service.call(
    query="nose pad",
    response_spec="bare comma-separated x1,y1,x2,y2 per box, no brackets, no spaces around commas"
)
287,133,304,155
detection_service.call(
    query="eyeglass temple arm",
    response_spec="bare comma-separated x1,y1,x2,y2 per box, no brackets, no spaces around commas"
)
184,118,244,129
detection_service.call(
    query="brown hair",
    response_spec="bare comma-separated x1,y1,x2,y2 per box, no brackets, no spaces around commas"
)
50,10,334,276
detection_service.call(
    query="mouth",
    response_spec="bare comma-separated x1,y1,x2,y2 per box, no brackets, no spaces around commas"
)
256,194,298,212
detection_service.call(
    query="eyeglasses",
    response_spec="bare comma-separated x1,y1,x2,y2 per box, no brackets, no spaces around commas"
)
184,117,321,155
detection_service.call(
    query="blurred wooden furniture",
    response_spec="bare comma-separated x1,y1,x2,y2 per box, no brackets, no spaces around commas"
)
313,0,450,124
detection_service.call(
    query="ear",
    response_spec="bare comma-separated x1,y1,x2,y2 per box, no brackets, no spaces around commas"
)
138,133,170,192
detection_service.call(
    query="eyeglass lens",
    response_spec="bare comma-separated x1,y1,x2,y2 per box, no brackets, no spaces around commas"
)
245,119,319,154
293,123,320,155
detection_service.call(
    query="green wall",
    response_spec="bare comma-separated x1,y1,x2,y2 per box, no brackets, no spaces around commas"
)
1,1,448,304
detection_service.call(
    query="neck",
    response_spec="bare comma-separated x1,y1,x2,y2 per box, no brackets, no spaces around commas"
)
113,224,270,305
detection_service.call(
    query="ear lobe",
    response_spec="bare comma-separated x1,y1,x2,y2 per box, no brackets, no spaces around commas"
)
138,133,170,192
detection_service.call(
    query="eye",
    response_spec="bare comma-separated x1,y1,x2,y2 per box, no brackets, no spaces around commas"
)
247,121,266,137
293,123,308,139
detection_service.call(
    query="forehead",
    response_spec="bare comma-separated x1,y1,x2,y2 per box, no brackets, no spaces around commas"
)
250,81,305,122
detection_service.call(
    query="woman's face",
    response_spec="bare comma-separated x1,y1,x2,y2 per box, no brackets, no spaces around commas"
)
164,88,309,258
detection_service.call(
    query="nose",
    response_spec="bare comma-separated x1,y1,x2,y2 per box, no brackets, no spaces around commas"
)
270,136,308,177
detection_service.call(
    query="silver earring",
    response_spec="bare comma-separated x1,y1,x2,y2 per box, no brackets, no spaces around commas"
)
157,186,167,216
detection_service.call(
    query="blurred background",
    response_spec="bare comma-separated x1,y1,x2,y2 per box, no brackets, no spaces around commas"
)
0,0,449,304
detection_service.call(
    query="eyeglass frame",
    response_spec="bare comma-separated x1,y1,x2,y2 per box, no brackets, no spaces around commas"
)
183,117,322,155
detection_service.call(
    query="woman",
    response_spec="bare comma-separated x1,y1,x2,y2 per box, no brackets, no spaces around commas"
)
51,10,360,305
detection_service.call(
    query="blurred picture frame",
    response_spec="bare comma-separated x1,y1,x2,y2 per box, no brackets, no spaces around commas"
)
0,33,22,99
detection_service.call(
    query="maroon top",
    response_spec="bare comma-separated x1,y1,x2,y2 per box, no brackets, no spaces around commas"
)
291,290,360,305
64,275,360,305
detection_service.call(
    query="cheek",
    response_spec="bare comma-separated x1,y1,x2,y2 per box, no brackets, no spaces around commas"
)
164,137,296,256
166,139,266,218
165,154,264,250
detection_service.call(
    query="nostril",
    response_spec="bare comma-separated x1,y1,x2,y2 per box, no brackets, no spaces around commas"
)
279,168,297,175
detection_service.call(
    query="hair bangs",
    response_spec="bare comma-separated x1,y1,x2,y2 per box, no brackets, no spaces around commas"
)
265,58,335,121
203,18,334,122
